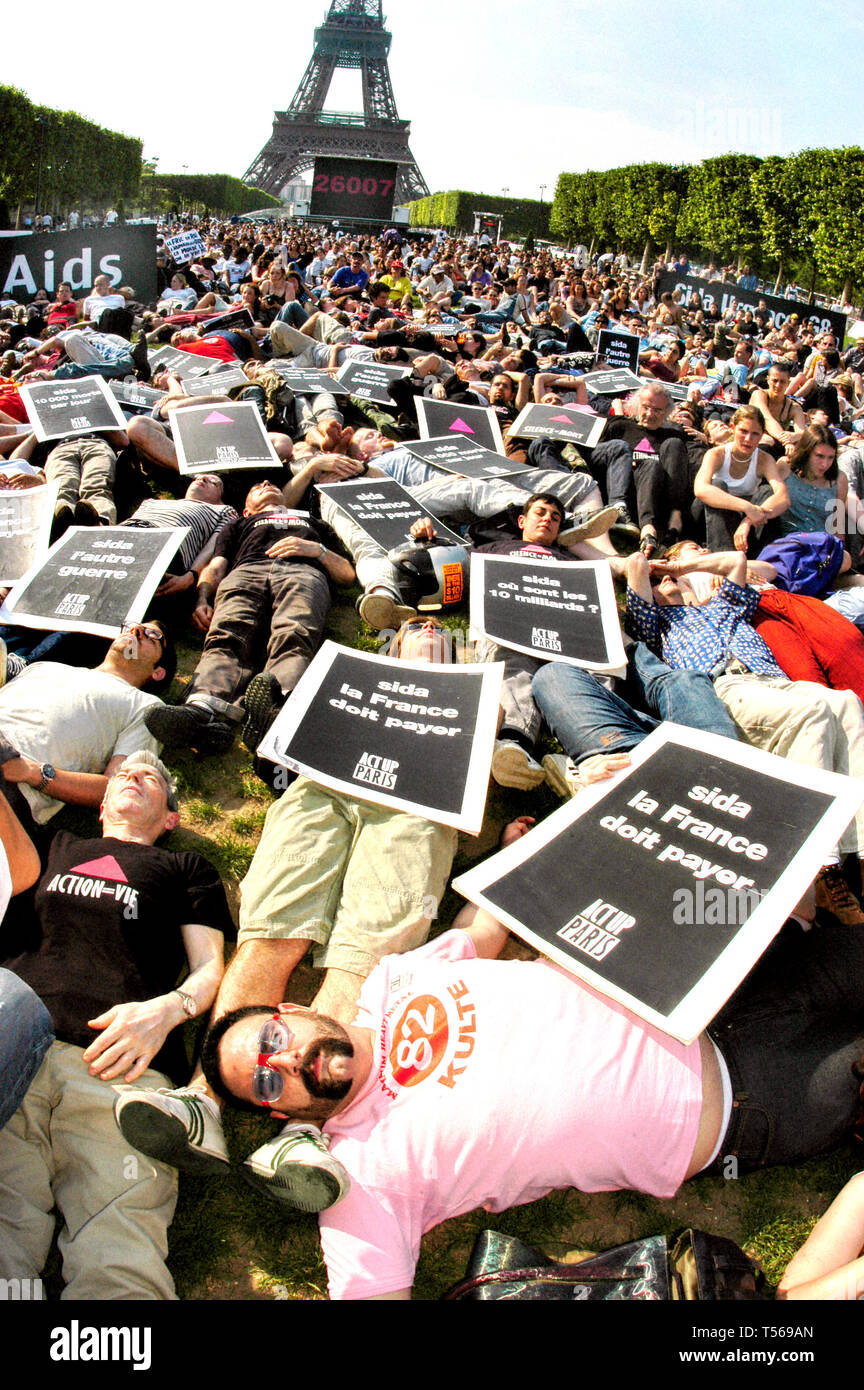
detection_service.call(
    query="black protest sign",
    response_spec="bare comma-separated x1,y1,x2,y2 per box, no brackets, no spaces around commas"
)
148,345,217,379
471,555,626,671
0,224,156,306
199,307,255,336
172,402,281,475
508,403,606,449
0,483,57,584
655,271,847,341
664,381,692,403
416,396,505,454
336,359,412,404
258,642,503,832
179,368,250,396
268,364,350,396
454,725,864,1041
316,477,462,550
109,380,164,415
596,328,640,373
0,526,186,637
405,436,531,479
19,375,128,442
579,367,644,397
164,230,206,264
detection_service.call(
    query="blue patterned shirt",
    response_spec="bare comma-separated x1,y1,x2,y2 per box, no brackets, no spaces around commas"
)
625,578,785,677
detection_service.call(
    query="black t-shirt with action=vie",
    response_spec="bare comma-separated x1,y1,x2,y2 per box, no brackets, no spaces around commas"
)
5,831,235,1082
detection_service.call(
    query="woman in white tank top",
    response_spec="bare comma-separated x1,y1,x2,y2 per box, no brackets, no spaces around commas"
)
694,404,789,553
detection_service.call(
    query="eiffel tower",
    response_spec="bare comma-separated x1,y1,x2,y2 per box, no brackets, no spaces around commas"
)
243,0,429,206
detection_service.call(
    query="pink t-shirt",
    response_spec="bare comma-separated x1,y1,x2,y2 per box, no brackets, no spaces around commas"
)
319,931,704,1299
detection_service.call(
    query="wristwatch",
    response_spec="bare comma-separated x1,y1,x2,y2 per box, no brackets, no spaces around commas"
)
174,988,198,1018
36,763,56,794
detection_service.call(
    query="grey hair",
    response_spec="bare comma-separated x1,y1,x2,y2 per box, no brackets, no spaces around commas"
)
118,750,179,812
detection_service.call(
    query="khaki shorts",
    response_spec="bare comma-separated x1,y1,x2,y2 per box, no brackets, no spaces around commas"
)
239,777,457,975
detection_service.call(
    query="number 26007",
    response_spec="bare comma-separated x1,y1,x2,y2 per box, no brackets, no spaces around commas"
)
314,173,394,198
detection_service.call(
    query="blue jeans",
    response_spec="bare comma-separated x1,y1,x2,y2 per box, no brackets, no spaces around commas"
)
0,625,65,663
53,359,133,380
709,921,864,1170
623,642,739,738
0,969,54,1129
531,645,736,764
276,301,309,329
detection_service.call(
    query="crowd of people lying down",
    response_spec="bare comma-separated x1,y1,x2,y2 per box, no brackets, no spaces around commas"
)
0,217,862,1301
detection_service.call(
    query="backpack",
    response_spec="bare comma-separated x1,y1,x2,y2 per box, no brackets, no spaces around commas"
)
757,531,845,597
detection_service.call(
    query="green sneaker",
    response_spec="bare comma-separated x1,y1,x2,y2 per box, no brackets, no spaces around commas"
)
113,1086,228,1175
243,1122,350,1212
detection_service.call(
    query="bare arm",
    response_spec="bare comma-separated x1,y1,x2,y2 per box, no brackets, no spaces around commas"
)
82,922,225,1083
2,756,112,811
536,373,588,405
287,454,366,503
0,785,39,894
754,453,791,519
450,902,511,959
624,550,655,604
652,550,775,583
161,393,230,415
751,390,804,446
264,535,355,586
449,818,535,957
509,371,531,411
694,448,766,519
20,333,65,363
194,554,229,632
778,1171,864,1301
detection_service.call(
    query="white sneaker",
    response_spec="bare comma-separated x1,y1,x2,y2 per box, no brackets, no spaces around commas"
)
113,1086,228,1175
557,505,618,547
542,753,581,799
491,739,546,790
243,1121,350,1212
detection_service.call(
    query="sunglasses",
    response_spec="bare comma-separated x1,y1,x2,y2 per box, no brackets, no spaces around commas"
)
121,623,165,649
253,1012,296,1107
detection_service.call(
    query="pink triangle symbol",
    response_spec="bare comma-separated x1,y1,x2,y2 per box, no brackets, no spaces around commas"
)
202,410,234,425
449,417,474,434
549,413,573,422
636,436,654,452
70,854,129,883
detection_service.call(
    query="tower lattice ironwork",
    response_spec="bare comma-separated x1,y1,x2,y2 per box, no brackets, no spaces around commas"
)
243,0,429,206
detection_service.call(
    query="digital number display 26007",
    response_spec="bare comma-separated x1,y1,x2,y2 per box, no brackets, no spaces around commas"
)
309,157,399,221
313,173,395,199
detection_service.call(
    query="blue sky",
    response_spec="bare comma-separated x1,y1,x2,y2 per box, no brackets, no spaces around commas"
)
6,0,864,200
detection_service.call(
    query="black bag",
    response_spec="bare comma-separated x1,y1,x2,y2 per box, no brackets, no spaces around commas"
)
442,1228,763,1301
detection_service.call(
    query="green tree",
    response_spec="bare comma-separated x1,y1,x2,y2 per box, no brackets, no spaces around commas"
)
677,154,763,266
805,147,864,302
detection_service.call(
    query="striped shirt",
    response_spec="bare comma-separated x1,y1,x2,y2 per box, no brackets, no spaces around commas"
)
122,499,238,572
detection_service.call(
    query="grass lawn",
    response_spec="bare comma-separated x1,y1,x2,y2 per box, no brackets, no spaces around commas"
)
52,580,863,1301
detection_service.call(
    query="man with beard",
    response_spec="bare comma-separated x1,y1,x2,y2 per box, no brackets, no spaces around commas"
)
114,621,530,1214
199,899,864,1300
